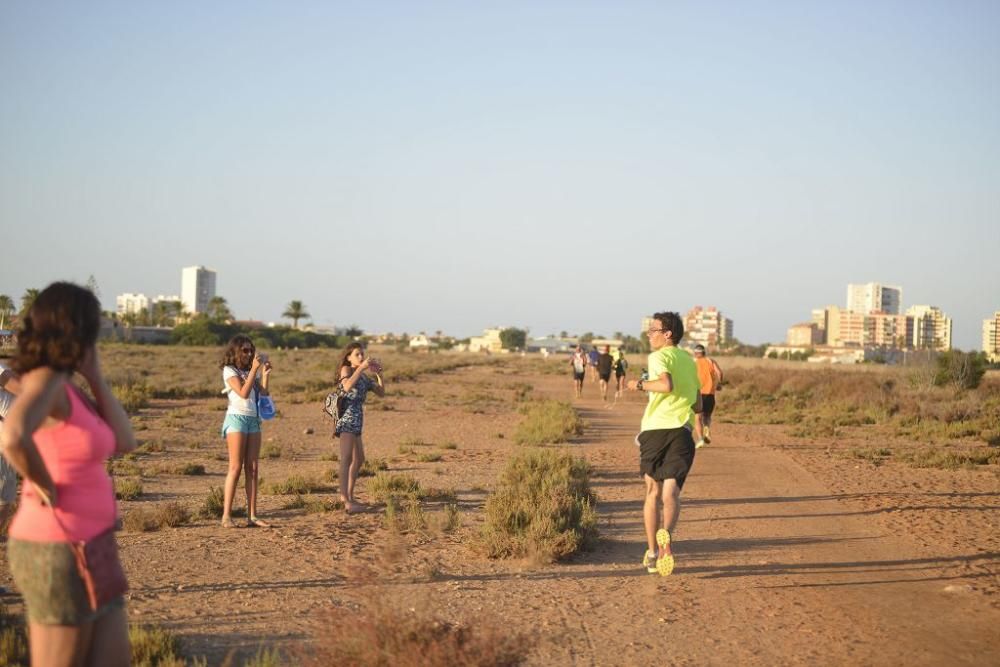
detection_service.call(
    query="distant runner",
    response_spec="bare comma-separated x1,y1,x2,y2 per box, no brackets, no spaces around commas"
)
692,344,723,449
597,345,613,403
612,347,628,400
628,312,701,577
588,347,600,383
569,345,588,398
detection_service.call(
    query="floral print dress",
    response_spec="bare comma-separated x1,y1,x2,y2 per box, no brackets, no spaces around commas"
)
335,373,373,436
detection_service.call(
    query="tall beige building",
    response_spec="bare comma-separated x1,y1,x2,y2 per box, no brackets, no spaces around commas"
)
787,323,821,347
847,282,902,315
683,306,733,349
906,305,952,351
983,312,1000,362
826,307,866,347
866,312,909,348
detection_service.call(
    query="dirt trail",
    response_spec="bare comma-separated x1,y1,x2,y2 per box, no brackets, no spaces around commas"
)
532,378,1000,666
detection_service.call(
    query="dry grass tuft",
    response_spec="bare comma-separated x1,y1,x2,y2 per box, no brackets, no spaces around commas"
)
124,502,192,532
368,473,422,503
266,475,328,495
296,598,531,667
114,477,143,500
514,401,584,446
481,448,596,562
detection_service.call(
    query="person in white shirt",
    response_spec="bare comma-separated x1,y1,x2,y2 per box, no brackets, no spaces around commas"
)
219,335,272,528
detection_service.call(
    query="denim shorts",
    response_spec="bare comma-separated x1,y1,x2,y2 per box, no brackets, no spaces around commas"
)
8,538,126,625
221,413,262,438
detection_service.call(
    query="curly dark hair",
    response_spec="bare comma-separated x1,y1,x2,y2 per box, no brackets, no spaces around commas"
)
15,282,101,374
220,334,255,371
652,311,684,344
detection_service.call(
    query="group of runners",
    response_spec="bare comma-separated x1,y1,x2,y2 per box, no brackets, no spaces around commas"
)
569,344,629,402
570,316,724,576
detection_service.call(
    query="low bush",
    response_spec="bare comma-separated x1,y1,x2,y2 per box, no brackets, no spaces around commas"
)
283,495,344,513
481,449,597,562
112,379,151,414
902,447,1000,470
261,443,283,459
114,477,143,501
417,453,443,463
130,623,205,667
383,496,426,533
368,473,422,503
176,463,205,476
124,503,191,532
197,486,244,519
513,400,584,446
266,475,327,495
297,598,531,667
359,458,389,477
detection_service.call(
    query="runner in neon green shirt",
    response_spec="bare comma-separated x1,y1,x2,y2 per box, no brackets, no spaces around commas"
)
628,311,702,577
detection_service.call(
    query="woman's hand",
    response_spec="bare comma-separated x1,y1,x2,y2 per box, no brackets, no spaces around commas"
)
251,354,263,371
358,358,371,372
262,362,273,379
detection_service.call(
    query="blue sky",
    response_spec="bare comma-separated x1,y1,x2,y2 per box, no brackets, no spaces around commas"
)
2,1,998,347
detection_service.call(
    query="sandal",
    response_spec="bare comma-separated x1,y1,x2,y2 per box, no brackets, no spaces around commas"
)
221,517,236,528
247,517,270,528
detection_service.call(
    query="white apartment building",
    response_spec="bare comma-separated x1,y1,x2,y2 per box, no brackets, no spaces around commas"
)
116,293,149,316
181,266,217,315
906,305,952,351
469,328,504,353
983,312,1000,362
847,282,902,315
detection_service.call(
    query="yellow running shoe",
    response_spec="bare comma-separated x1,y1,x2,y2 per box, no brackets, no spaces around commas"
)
655,528,674,577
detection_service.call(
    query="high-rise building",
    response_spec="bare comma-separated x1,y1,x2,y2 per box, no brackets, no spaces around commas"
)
181,266,217,315
116,293,149,316
847,282,902,315
906,305,952,351
866,312,910,348
982,312,1000,362
683,306,733,349
826,307,867,347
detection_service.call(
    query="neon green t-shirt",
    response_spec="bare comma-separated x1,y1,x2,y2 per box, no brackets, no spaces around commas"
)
640,346,699,432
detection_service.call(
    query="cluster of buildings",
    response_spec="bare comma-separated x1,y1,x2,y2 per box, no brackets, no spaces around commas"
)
639,306,734,351
115,266,217,319
774,282,954,363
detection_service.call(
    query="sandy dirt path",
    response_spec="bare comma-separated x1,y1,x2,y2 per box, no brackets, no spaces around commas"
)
4,364,996,665
522,377,999,666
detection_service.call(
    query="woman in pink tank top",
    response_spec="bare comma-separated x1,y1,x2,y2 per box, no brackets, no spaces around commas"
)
0,282,137,667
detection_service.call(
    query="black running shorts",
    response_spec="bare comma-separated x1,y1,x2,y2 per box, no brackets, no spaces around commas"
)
701,394,716,419
638,427,695,488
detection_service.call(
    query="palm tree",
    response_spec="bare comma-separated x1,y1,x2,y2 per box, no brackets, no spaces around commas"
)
207,296,233,322
20,288,39,317
0,294,13,330
282,301,310,329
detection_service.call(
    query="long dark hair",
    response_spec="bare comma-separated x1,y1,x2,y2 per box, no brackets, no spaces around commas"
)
220,334,255,371
337,341,364,372
15,282,100,374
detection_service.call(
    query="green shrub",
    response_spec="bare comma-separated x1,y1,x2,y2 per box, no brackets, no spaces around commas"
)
367,473,422,503
481,449,597,562
130,624,184,667
514,401,583,446
114,477,143,500
359,458,389,477
176,463,205,476
934,351,987,390
266,475,327,495
112,379,151,414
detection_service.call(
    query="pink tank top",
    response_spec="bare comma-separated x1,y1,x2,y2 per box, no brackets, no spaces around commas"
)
9,384,118,542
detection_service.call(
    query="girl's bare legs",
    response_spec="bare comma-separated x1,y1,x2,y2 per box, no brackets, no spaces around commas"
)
351,435,366,505
86,605,129,667
244,431,266,526
339,433,361,512
222,431,248,526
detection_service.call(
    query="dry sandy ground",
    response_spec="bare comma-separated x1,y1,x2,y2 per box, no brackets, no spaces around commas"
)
2,361,998,665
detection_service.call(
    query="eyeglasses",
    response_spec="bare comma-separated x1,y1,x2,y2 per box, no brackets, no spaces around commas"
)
241,347,254,353
645,328,665,335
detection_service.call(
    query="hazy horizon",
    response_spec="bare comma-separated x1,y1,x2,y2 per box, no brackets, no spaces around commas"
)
2,2,998,348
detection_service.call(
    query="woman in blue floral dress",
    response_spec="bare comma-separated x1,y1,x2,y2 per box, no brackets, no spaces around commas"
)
335,342,385,513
